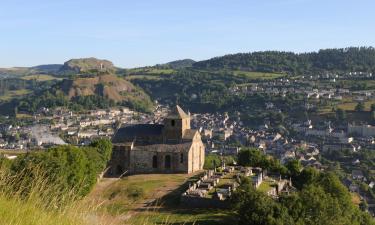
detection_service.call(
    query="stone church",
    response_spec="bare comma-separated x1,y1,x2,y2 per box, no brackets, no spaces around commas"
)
109,106,205,175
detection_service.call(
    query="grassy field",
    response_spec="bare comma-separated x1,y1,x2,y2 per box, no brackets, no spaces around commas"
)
0,196,88,225
336,99,375,111
22,74,61,81
258,180,274,193
0,149,28,154
0,166,93,225
125,68,175,81
128,68,176,75
232,70,285,80
125,75,164,81
0,89,32,101
88,174,236,225
16,113,33,118
129,208,237,225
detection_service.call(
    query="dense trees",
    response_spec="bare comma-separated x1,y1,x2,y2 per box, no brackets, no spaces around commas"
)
238,148,287,175
203,154,236,170
335,108,347,121
355,102,365,112
194,47,375,75
7,139,112,197
233,168,375,225
232,179,293,225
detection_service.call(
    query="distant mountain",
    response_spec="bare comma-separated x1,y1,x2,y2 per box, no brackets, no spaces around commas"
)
0,67,34,78
0,57,117,78
164,59,195,69
31,64,62,74
59,57,116,74
0,64,62,78
193,47,375,75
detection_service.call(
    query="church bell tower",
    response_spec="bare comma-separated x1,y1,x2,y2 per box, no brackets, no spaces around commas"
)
163,105,190,142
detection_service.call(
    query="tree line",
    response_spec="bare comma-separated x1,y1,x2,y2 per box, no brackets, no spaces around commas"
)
193,47,375,75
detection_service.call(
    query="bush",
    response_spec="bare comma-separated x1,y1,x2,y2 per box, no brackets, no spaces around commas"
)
7,139,112,198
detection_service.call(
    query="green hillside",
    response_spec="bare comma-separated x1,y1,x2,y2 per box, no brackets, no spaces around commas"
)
193,47,375,75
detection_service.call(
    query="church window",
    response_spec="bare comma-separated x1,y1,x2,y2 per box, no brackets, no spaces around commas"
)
171,120,175,126
180,153,184,163
152,155,158,168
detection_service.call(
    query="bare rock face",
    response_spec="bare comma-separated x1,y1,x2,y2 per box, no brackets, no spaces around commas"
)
59,57,116,74
60,73,150,102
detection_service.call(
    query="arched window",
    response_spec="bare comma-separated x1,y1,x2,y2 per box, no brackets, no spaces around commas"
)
180,153,184,163
152,155,158,168
171,120,175,127
165,155,171,169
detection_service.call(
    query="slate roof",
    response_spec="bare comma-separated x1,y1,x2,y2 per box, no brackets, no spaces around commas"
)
133,142,192,153
112,124,164,143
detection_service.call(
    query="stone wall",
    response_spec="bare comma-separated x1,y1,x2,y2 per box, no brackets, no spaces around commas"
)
129,149,189,173
108,145,192,175
188,134,205,173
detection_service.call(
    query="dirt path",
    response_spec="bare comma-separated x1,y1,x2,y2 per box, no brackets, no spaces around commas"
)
87,174,194,225
121,175,190,223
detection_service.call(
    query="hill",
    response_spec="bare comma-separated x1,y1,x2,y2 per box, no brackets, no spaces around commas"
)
0,58,154,114
163,59,195,69
0,73,153,114
59,58,116,74
193,47,375,75
0,64,62,78
31,64,62,74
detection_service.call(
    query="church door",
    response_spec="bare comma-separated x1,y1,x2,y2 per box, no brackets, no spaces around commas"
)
116,165,123,175
165,155,171,169
152,155,158,168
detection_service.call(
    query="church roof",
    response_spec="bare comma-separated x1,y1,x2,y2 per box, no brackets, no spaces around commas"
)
133,142,192,153
168,105,189,119
112,124,164,143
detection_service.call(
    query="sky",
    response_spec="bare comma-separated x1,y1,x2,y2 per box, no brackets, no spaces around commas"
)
0,0,375,68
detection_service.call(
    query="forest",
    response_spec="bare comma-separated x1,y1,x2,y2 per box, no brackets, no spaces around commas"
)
193,47,375,75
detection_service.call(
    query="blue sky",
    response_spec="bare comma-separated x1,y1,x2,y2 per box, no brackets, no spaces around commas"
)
1,0,374,68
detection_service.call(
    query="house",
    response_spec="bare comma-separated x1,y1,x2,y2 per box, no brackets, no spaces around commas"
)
352,170,364,180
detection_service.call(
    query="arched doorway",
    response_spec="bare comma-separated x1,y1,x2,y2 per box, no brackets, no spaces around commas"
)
165,155,171,169
116,165,123,175
152,155,158,168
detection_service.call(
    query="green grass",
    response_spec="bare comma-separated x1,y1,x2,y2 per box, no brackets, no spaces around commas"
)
89,174,236,224
232,70,285,80
127,68,176,75
258,180,274,193
194,68,285,80
337,99,375,111
0,197,86,225
0,166,93,225
0,89,32,101
128,209,237,225
144,68,176,75
92,174,188,216
22,74,61,81
125,75,163,80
